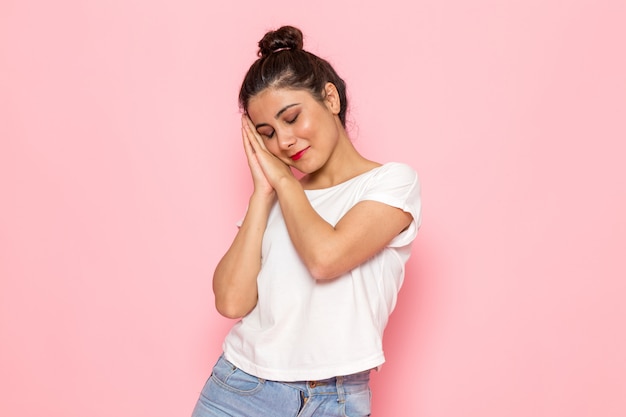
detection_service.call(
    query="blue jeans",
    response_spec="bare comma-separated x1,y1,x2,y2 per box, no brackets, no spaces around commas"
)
191,355,372,417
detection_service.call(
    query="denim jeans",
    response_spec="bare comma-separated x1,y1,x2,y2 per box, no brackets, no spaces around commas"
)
191,355,372,417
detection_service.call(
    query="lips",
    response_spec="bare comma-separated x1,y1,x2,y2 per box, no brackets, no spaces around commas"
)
290,147,310,161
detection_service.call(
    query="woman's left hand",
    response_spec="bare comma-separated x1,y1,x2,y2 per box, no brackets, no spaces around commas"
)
241,115,295,189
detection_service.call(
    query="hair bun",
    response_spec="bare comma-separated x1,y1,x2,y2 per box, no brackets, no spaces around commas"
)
257,26,304,57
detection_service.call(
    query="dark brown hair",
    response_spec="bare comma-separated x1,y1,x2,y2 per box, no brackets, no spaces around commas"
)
239,26,348,127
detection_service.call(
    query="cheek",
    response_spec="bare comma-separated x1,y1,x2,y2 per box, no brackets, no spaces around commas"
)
293,118,318,141
265,141,282,157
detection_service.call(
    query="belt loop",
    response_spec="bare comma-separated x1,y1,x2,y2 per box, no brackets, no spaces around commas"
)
336,375,346,404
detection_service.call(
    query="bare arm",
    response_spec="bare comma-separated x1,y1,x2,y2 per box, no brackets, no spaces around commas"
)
212,192,274,318
274,177,412,279
242,116,413,280
212,121,277,319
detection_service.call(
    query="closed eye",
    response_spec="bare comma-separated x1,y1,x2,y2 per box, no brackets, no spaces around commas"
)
286,114,299,124
257,128,274,139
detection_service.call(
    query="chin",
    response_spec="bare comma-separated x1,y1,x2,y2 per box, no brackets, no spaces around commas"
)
289,163,317,178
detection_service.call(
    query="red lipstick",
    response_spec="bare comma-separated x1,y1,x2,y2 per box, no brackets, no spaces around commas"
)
290,147,310,161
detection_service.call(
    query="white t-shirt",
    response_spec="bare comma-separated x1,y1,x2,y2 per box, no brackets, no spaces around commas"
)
222,162,422,381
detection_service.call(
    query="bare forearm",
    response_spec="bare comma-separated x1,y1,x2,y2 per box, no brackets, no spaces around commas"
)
213,192,275,318
274,177,341,279
274,177,413,281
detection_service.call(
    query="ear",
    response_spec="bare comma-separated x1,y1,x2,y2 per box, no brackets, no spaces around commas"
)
323,82,341,115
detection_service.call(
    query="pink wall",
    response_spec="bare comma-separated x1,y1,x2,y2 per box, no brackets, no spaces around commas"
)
1,1,625,416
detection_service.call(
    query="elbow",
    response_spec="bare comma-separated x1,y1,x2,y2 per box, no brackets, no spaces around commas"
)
215,303,244,319
307,259,343,281
215,301,248,319
306,247,366,280
214,296,256,319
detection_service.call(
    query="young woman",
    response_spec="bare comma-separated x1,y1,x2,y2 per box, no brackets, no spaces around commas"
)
192,25,421,417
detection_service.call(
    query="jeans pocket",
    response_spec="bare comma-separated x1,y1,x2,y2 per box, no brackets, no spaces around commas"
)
343,388,372,417
210,358,265,395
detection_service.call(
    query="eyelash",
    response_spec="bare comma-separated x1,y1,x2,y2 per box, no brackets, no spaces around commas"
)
261,114,299,139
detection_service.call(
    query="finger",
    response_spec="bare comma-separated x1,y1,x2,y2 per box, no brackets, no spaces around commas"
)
241,116,256,155
242,134,254,160
241,115,259,154
242,115,266,158
241,120,267,177
243,115,269,153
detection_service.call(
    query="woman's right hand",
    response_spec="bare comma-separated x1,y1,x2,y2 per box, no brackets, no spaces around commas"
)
242,115,275,198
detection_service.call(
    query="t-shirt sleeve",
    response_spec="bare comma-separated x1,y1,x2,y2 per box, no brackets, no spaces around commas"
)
358,162,422,248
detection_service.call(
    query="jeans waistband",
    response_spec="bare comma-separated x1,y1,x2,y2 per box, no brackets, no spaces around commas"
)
218,354,370,397
283,369,371,397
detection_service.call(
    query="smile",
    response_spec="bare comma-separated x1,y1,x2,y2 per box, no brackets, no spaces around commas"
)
290,147,310,161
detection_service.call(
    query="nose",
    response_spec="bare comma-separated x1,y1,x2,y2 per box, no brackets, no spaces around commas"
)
276,130,296,150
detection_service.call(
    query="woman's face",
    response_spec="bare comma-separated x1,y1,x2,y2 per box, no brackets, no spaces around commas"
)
246,86,342,174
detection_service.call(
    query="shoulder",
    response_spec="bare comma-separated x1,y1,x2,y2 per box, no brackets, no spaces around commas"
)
357,162,420,204
378,162,417,175
368,162,419,187
358,162,422,246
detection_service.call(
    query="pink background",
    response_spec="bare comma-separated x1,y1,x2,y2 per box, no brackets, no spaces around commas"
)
1,0,625,416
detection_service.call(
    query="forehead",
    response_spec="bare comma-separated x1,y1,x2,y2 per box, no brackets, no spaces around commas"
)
247,88,316,113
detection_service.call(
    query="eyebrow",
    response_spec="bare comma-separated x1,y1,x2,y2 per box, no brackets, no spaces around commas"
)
254,103,300,129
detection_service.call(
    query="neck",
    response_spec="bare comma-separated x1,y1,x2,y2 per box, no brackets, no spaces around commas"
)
301,127,380,190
